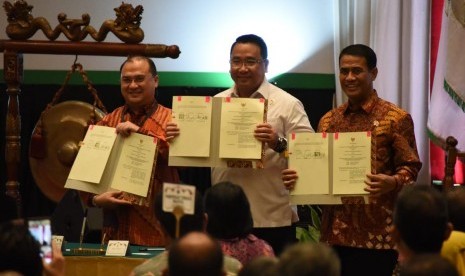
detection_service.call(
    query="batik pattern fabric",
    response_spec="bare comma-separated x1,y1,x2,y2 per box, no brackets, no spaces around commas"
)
219,234,275,265
318,90,422,249
85,101,179,246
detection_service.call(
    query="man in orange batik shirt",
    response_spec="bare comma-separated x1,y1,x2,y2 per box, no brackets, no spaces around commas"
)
84,55,179,246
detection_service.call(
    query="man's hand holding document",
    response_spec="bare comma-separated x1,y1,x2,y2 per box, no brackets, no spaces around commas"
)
168,96,266,168
288,131,371,204
65,125,157,200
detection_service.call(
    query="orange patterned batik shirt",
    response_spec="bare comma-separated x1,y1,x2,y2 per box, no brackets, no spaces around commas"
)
94,101,179,246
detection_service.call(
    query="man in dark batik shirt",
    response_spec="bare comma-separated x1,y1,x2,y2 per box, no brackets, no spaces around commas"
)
283,44,422,276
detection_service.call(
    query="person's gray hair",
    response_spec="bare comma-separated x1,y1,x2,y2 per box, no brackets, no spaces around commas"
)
278,242,341,276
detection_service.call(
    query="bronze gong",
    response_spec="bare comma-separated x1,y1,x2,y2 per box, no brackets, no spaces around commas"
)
29,101,105,202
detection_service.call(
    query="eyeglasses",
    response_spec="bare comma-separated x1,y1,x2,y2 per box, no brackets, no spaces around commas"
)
229,58,263,68
121,74,152,85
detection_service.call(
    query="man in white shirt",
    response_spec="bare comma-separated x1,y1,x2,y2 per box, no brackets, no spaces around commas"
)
167,34,313,254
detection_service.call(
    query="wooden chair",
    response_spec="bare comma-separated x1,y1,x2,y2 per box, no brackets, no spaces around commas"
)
442,136,465,191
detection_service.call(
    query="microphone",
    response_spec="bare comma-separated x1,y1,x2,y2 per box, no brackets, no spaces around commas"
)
79,208,88,249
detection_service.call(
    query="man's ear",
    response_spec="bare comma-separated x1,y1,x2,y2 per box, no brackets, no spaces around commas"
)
153,74,160,87
264,59,269,73
370,67,378,81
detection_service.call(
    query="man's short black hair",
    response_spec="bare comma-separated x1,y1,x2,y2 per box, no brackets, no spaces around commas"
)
230,34,268,60
119,55,158,76
204,181,253,239
339,44,377,70
445,186,465,232
394,184,449,253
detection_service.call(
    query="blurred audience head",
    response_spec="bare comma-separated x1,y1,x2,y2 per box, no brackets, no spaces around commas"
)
278,242,341,276
393,184,451,255
238,256,279,276
445,186,465,232
204,181,253,239
400,253,458,276
0,220,43,276
164,231,224,276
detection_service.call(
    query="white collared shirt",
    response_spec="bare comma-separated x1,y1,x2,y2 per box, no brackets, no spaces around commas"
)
212,80,314,227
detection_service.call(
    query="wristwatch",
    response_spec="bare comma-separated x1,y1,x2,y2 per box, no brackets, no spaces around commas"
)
91,195,100,208
274,137,288,153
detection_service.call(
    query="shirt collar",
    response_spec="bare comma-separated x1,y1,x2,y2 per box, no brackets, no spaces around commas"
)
231,79,268,99
342,89,379,115
124,100,157,117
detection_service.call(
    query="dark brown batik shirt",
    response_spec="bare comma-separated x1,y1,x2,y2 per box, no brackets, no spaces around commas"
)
318,90,422,249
